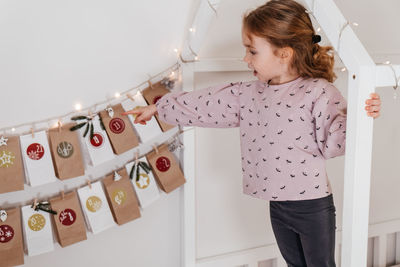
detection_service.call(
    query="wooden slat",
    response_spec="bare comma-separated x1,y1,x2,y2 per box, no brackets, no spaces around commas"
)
182,63,196,267
373,235,387,267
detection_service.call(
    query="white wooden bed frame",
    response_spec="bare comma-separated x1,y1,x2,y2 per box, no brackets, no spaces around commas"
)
179,0,400,266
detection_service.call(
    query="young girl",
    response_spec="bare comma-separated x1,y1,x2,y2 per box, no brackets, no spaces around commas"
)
123,0,381,265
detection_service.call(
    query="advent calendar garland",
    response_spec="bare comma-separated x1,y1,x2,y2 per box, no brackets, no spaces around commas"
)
0,64,192,264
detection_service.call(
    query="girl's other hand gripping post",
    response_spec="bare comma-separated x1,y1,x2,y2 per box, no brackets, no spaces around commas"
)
121,104,158,125
365,93,381,119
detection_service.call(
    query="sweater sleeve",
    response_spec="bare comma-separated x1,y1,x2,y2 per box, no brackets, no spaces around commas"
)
312,84,347,159
155,82,241,128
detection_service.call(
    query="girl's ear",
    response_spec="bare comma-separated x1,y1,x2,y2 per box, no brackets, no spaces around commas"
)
278,47,294,65
280,47,294,60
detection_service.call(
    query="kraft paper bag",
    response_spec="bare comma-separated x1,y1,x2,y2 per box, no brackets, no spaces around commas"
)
121,93,163,144
98,104,139,155
0,136,25,194
49,191,87,247
76,115,115,166
21,204,54,256
141,81,176,132
19,131,58,187
125,157,160,208
48,123,85,180
77,181,116,234
146,144,186,193
0,208,24,267
103,169,141,225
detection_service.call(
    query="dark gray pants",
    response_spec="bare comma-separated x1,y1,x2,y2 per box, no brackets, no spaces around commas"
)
269,194,336,267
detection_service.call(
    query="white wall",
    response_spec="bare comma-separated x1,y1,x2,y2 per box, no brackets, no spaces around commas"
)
0,0,193,266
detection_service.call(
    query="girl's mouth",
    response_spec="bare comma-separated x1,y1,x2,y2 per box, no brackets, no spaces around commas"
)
253,70,258,76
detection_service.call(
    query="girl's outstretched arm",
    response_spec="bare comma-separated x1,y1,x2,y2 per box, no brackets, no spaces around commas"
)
155,82,241,128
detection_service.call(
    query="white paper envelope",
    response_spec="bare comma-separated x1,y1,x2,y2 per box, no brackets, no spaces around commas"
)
19,131,58,187
125,157,160,208
77,181,116,234
77,115,115,166
21,205,54,256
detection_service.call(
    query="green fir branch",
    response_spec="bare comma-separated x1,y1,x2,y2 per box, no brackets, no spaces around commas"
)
69,122,87,131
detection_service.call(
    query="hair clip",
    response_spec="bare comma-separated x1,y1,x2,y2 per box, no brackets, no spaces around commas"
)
312,34,321,44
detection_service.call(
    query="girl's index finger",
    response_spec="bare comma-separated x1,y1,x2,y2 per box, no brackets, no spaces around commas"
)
121,110,140,116
369,93,380,99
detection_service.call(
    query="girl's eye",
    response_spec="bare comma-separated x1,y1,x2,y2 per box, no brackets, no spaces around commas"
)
250,50,257,55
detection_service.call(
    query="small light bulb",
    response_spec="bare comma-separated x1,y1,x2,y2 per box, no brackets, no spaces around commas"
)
11,128,15,132
352,22,359,26
189,27,195,33
385,61,391,65
75,103,82,111
194,56,199,61
115,92,121,98
174,48,179,53
341,67,346,72
317,27,321,32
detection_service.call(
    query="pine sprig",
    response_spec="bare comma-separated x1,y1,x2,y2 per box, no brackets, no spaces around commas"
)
71,115,90,121
70,122,87,131
31,202,57,215
69,115,96,140
99,116,106,131
83,123,90,137
129,160,152,182
90,122,94,140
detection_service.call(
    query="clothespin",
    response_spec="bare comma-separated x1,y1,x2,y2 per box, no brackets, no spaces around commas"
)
87,179,92,189
58,120,62,133
33,198,38,210
147,75,154,89
30,127,35,138
135,151,139,165
88,109,93,120
60,190,65,200
152,144,159,154
127,93,135,102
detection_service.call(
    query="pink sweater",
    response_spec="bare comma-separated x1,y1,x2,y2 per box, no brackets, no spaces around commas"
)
155,76,347,201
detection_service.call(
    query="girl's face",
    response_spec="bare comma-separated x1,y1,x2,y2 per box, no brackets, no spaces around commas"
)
242,29,293,83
